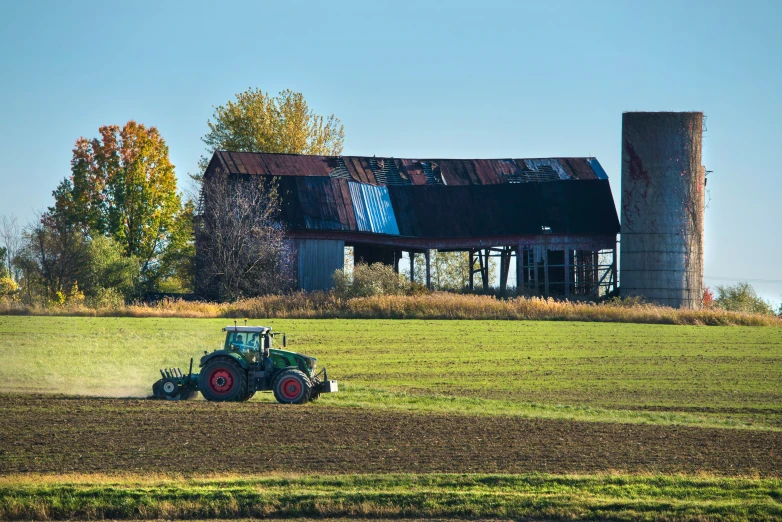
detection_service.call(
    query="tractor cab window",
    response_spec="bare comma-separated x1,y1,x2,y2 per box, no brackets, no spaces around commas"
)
226,331,263,355
226,332,245,349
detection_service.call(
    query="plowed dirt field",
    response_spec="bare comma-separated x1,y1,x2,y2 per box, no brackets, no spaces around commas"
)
1,395,779,476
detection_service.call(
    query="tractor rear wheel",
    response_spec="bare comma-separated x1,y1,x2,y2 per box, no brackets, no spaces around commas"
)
199,358,247,402
272,370,311,404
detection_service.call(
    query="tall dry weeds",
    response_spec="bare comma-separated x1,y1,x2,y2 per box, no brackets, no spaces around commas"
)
1,292,779,326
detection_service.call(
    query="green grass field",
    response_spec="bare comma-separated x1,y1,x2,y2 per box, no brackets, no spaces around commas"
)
0,316,780,429
1,316,781,520
1,473,780,521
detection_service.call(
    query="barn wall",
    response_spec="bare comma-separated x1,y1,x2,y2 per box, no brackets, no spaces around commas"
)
297,239,345,291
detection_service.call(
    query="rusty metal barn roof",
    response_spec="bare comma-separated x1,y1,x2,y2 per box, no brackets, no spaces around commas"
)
207,151,609,186
206,151,619,240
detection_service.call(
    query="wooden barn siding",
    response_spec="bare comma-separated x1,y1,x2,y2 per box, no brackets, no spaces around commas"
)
297,239,345,291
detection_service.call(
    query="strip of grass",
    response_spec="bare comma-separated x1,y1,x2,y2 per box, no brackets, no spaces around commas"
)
0,473,779,521
323,385,778,430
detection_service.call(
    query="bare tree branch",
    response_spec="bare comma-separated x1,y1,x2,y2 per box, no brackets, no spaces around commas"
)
195,171,294,300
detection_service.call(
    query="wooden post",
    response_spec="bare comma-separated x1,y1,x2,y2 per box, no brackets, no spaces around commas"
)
425,249,431,290
479,249,489,290
611,246,617,293
564,247,570,299
410,252,415,283
516,246,523,295
499,247,511,295
468,249,474,291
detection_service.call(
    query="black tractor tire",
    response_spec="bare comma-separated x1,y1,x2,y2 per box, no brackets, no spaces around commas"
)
199,358,247,402
309,377,322,401
152,379,163,399
161,378,181,400
272,370,311,404
179,388,199,400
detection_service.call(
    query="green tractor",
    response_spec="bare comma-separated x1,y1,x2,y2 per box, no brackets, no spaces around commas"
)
152,325,337,403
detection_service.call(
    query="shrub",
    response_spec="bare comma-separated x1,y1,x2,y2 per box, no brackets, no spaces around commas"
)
702,287,715,308
0,276,17,298
714,282,775,316
86,287,125,310
333,262,413,299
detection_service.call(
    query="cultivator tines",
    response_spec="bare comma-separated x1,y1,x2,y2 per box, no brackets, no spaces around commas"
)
160,368,184,379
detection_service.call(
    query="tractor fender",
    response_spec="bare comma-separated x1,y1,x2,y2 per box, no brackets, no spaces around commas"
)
200,350,249,370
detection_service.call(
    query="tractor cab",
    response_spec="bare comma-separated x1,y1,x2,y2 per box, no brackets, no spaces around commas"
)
223,325,278,362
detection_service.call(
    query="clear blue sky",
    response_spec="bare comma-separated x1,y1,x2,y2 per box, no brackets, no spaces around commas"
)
1,0,780,304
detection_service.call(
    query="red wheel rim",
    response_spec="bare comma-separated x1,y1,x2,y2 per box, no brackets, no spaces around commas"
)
208,368,234,394
280,377,302,400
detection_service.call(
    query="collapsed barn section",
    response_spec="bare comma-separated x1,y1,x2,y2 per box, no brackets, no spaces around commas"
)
199,151,621,298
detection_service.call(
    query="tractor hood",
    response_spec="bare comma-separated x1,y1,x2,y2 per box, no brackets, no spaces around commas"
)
270,348,316,365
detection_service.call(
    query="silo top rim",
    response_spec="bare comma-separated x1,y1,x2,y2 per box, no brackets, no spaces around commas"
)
622,111,704,115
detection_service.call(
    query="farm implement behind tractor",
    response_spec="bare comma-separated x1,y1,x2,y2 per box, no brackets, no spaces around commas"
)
152,324,337,404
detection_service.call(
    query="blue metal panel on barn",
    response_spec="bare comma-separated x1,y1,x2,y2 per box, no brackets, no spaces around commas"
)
348,181,400,235
588,158,609,180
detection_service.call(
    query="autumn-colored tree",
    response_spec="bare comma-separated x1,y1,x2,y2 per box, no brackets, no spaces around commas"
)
50,121,183,289
197,88,344,175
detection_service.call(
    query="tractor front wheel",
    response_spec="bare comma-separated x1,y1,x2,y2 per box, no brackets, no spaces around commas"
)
199,358,247,402
273,370,311,404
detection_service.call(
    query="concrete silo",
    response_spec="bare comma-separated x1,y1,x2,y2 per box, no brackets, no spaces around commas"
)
620,112,706,309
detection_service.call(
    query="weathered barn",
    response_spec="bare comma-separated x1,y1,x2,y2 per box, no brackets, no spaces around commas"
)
201,151,620,296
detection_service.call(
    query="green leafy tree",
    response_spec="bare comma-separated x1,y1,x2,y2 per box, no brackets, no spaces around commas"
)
50,121,183,290
156,201,196,292
714,282,775,316
197,88,344,176
83,236,140,300
411,250,487,291
16,215,90,304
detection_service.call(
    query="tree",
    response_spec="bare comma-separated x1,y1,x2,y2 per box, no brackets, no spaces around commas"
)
0,215,22,280
411,250,482,291
83,236,140,300
156,201,196,292
197,88,344,176
196,171,294,300
49,121,182,290
714,282,775,316
16,214,90,304
432,251,471,290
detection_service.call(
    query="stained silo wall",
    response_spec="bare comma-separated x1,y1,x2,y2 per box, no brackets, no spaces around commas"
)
620,112,705,309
